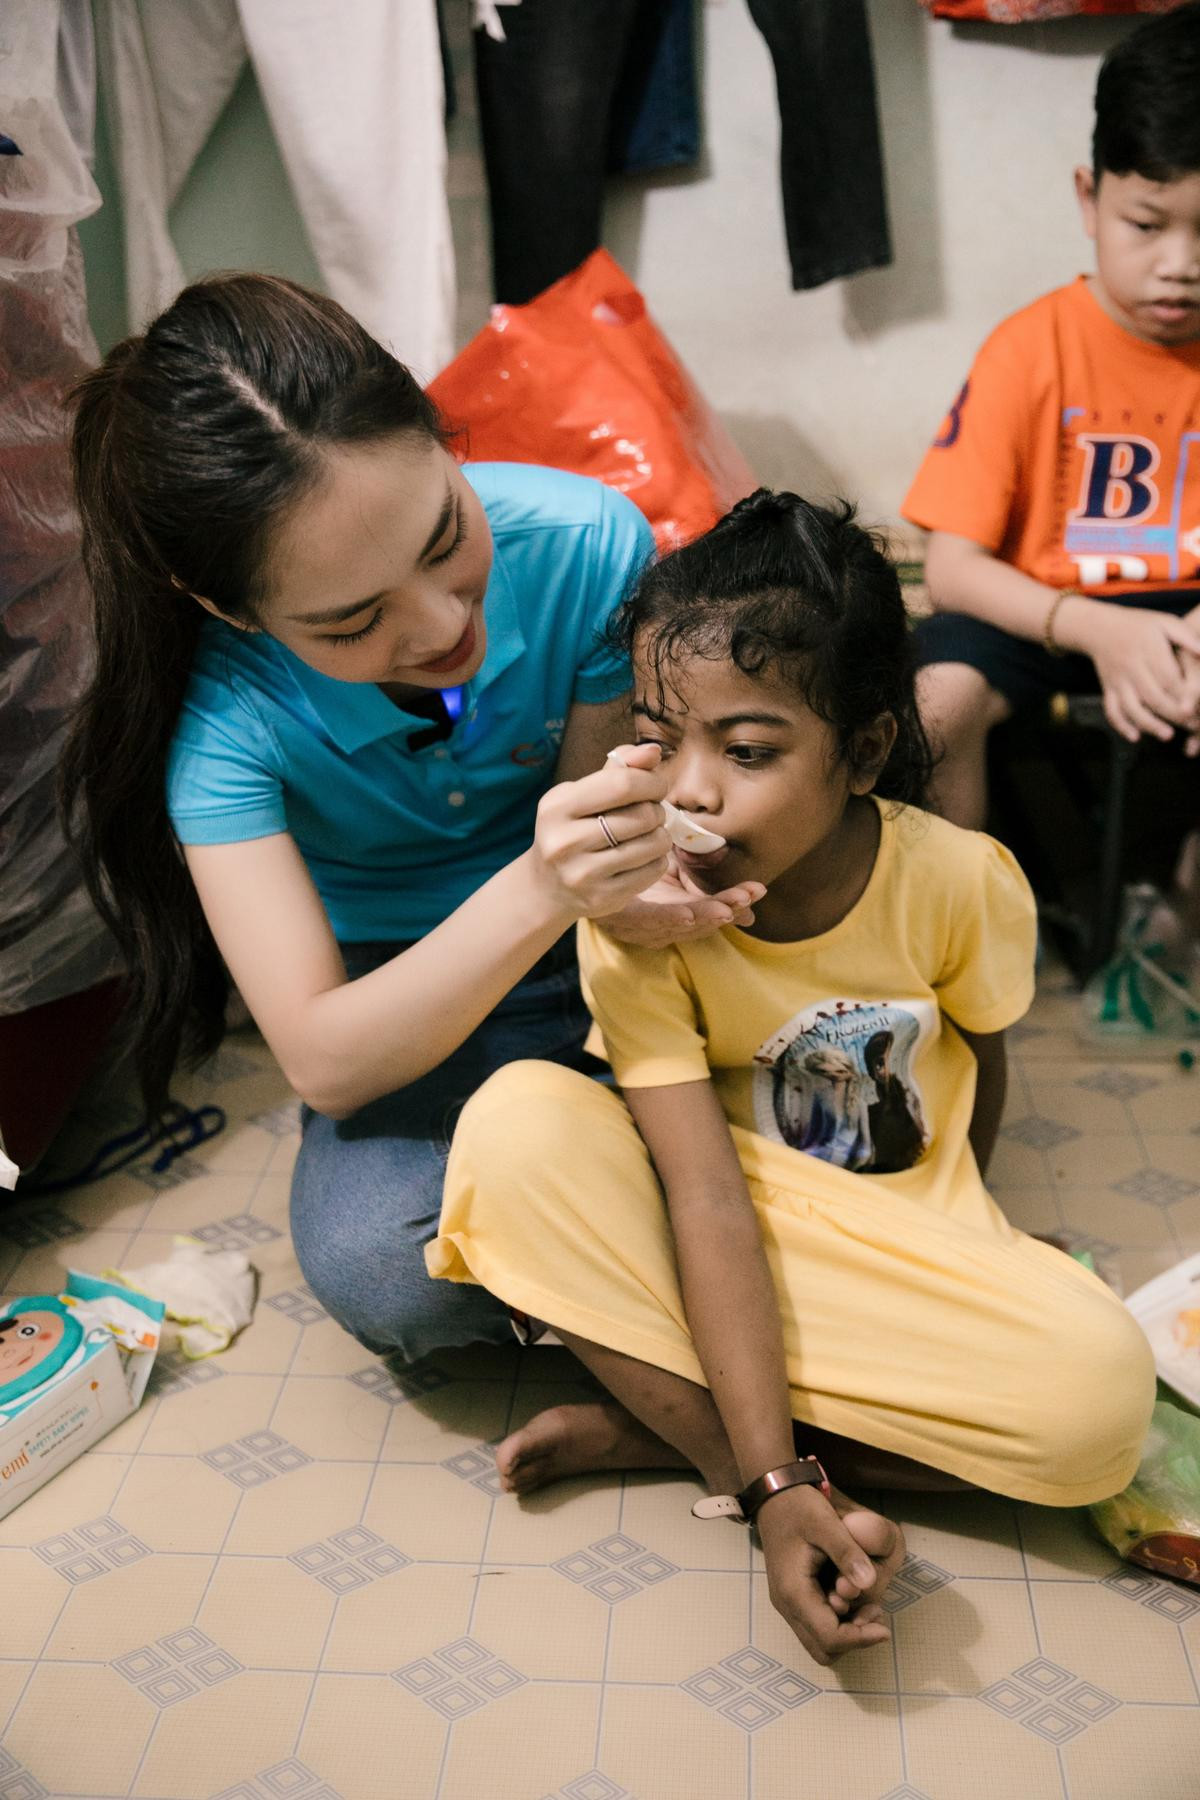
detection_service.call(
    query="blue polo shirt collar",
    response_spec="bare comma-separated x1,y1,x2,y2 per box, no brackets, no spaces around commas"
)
280,554,525,755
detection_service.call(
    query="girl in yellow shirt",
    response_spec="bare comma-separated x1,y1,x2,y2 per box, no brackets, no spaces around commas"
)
428,489,1155,1667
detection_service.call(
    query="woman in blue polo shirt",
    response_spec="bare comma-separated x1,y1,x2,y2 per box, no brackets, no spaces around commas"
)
63,273,760,1361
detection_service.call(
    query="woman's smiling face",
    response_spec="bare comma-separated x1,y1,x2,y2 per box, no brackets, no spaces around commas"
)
251,435,493,689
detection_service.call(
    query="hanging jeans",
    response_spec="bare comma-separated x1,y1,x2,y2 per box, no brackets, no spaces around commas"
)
746,0,892,290
475,0,889,304
94,0,454,377
611,0,699,176
473,0,698,306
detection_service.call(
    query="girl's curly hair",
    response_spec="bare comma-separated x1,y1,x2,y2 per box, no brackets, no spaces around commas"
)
609,487,934,805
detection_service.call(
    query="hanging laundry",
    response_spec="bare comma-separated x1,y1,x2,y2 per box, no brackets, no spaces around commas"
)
747,0,892,290
921,2,1191,20
473,0,699,305
610,0,700,176
474,0,890,305
93,0,454,376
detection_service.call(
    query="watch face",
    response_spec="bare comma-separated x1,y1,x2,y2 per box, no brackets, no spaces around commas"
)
0,1298,83,1402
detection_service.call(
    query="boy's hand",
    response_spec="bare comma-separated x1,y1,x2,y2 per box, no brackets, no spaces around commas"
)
1180,655,1200,757
1178,604,1200,757
756,1483,905,1667
1070,603,1200,744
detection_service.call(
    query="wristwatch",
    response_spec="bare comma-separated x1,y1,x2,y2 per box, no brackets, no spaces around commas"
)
691,1456,832,1523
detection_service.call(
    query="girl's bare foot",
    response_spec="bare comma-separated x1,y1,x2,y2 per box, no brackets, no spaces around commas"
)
494,1399,690,1494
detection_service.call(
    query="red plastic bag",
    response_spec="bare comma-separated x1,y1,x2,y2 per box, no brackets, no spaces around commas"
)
429,249,755,550
921,2,1185,20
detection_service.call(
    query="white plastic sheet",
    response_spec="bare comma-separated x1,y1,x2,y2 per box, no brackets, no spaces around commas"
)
0,1,121,1013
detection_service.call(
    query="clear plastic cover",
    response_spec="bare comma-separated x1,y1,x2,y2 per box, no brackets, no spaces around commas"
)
1,3,119,1014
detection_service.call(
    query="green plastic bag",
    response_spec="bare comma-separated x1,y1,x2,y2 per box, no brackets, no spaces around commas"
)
1090,1397,1200,1586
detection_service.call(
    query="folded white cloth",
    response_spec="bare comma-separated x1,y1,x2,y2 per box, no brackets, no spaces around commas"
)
105,1237,256,1358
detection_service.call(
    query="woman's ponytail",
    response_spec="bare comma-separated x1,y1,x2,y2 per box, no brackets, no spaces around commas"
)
62,353,228,1119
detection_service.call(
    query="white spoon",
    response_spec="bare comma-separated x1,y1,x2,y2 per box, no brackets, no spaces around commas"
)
606,750,726,854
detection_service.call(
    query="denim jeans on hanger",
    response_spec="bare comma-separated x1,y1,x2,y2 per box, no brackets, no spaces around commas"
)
475,0,889,304
474,0,697,304
746,0,892,289
611,0,699,175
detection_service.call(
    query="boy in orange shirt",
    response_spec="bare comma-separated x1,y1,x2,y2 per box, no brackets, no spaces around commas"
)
904,3,1200,832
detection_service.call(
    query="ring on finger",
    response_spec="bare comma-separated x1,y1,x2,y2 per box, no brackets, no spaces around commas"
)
596,812,620,851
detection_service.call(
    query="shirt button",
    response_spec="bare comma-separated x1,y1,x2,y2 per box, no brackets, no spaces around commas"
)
434,749,448,760
448,790,466,807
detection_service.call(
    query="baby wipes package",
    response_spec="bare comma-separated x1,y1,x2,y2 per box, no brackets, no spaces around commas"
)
0,1270,164,1518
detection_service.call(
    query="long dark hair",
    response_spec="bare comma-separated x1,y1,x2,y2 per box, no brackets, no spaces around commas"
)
61,272,446,1118
612,487,934,805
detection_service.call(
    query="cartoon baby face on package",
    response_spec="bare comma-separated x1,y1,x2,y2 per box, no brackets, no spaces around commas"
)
0,1298,83,1406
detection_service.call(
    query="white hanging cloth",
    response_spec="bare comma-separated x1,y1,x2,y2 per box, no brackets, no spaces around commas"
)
472,0,523,43
94,0,454,379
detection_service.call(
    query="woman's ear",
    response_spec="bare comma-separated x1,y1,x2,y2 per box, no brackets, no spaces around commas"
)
172,575,257,633
849,712,898,795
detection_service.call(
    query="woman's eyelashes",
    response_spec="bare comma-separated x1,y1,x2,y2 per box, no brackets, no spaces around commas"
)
327,608,384,647
429,503,466,566
325,505,468,646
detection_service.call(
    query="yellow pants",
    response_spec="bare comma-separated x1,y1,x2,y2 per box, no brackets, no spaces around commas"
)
427,1060,1155,1507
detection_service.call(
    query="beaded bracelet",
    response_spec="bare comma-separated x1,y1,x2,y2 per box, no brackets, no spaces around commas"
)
1043,587,1079,657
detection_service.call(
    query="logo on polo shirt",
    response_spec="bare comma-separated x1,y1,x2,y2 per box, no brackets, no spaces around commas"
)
510,718,566,768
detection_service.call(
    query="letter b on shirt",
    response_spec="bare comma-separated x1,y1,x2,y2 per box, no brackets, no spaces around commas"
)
1075,435,1160,522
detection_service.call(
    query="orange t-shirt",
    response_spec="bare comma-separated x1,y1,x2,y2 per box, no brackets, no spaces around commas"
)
902,277,1200,596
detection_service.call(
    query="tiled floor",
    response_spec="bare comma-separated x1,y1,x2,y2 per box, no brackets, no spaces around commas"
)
2,962,1199,1800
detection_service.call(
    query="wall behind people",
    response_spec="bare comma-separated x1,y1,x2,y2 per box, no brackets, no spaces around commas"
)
78,0,1128,522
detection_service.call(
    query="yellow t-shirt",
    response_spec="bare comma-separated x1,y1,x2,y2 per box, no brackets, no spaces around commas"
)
578,802,1036,1203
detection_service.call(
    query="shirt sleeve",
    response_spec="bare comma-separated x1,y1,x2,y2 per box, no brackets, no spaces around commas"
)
166,671,287,846
577,920,711,1088
571,486,655,705
901,318,1032,553
933,832,1038,1035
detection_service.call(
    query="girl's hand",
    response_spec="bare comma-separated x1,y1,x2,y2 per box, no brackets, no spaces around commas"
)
1071,603,1200,744
528,743,671,920
600,864,767,948
756,1484,906,1667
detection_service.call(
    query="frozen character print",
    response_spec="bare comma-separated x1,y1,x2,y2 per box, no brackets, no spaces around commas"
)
863,1030,927,1173
796,1045,872,1167
753,1000,933,1173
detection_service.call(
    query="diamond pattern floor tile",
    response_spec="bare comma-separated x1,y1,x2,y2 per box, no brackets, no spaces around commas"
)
2,952,1199,1800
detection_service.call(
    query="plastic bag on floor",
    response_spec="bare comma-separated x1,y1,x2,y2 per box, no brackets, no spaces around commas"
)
429,248,755,551
1090,1398,1200,1587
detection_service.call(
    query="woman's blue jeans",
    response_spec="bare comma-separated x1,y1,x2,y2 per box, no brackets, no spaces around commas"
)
289,935,603,1363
